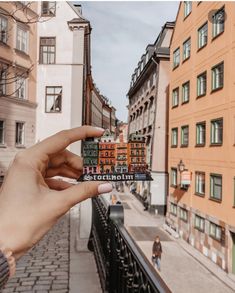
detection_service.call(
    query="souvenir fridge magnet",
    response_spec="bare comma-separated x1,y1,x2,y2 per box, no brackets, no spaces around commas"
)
77,130,153,182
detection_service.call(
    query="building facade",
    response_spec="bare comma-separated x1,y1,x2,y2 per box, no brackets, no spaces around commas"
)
127,22,174,214
115,142,128,173
167,2,235,274
36,1,91,155
90,84,103,128
128,134,146,173
102,102,112,131
0,2,38,182
83,140,99,174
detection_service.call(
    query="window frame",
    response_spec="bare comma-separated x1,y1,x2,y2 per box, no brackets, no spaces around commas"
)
0,119,5,145
210,173,222,202
194,215,205,232
0,15,8,44
209,222,222,242
212,7,225,39
196,121,206,146
170,202,177,216
183,37,191,61
179,207,188,222
16,25,29,54
45,86,62,113
197,71,207,98
211,62,224,92
182,81,190,104
195,171,205,196
173,47,180,69
171,168,178,187
171,127,178,147
184,1,192,19
15,76,27,100
39,37,56,64
172,87,179,108
198,22,208,50
15,121,25,147
41,1,56,17
181,125,189,147
210,118,223,146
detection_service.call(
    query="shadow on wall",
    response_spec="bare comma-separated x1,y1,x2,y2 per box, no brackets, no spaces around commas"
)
172,187,187,202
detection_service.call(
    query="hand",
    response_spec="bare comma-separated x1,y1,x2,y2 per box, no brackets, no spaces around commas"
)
0,126,113,260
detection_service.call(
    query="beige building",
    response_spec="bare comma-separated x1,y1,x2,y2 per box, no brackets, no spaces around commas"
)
0,2,37,181
90,84,103,128
167,2,235,274
127,22,174,214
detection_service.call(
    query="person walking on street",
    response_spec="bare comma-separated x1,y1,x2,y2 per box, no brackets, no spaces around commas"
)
152,236,162,271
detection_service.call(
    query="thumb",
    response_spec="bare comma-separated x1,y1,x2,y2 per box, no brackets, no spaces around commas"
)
59,181,113,208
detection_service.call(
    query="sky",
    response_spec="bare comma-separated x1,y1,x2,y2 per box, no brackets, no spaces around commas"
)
80,1,179,122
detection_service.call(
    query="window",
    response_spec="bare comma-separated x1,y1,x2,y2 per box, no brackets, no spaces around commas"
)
198,22,208,49
212,7,225,38
184,1,192,18
15,122,25,146
196,122,206,146
16,26,28,53
172,88,179,107
15,77,27,99
173,48,180,69
41,1,56,16
0,65,7,96
39,37,56,64
171,168,177,187
179,207,188,222
0,16,7,43
210,174,222,201
211,118,223,145
171,128,178,147
195,172,205,195
45,86,62,113
195,215,205,232
209,222,222,241
0,120,5,145
197,72,207,97
181,125,189,146
212,62,224,91
183,38,191,60
170,203,177,216
182,81,190,103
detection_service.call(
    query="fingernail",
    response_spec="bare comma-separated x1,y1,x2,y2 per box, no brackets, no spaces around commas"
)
95,127,105,132
98,183,113,194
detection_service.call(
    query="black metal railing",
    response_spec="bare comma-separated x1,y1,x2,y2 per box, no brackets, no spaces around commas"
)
88,197,171,293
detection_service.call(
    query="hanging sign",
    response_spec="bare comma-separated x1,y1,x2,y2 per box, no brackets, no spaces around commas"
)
181,171,191,185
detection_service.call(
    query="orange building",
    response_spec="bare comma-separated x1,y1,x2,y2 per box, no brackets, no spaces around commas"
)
98,142,116,173
128,134,146,172
115,142,128,173
167,2,235,274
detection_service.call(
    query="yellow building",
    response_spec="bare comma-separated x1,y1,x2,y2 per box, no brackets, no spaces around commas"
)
168,2,235,274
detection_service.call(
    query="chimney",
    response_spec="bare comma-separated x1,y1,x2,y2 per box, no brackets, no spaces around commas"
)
74,4,82,14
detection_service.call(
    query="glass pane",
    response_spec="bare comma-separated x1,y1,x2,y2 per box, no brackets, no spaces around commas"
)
46,95,54,112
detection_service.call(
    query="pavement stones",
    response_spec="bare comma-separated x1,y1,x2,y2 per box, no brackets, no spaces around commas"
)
2,215,70,293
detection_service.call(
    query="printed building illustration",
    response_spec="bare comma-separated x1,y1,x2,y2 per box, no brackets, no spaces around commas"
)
82,130,147,175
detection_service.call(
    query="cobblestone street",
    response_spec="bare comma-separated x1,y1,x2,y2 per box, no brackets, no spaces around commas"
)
2,215,70,293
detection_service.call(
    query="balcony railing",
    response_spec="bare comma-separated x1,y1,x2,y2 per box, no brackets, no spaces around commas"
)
88,197,171,293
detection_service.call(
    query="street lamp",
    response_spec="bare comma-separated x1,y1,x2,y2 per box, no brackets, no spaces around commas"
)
178,159,185,173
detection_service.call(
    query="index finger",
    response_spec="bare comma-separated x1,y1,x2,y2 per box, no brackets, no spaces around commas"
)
33,126,104,155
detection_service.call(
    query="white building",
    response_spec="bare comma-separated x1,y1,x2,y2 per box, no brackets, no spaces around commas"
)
36,1,91,155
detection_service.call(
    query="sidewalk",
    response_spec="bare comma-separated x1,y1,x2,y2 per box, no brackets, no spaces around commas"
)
113,188,235,293
2,206,101,293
